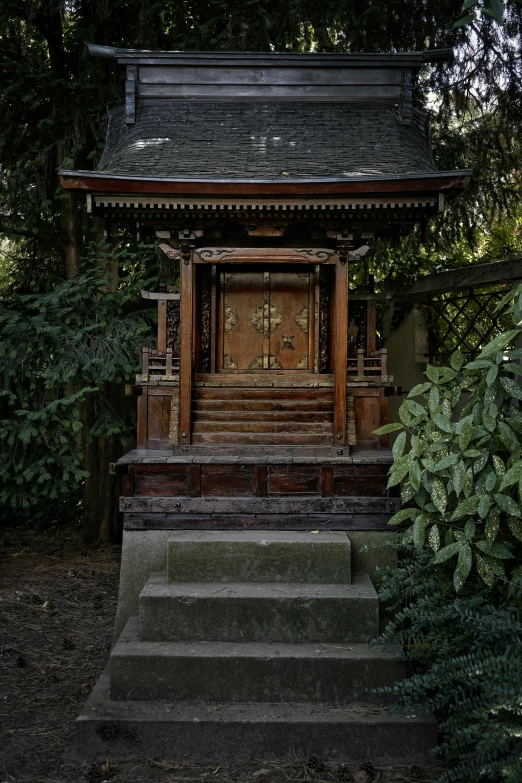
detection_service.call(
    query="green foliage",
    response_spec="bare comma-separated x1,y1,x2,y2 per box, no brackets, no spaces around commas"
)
0,243,154,524
454,0,505,28
376,281,522,594
375,547,522,782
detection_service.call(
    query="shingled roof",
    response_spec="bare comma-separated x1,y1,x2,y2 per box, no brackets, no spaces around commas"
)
98,101,435,180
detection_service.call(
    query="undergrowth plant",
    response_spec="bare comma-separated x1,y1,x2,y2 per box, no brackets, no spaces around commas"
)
373,281,522,781
375,547,522,783
375,282,522,596
0,242,155,525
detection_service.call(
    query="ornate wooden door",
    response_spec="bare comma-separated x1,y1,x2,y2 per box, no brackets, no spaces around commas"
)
217,267,313,371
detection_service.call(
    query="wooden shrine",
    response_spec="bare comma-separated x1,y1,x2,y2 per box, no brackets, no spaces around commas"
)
60,47,470,533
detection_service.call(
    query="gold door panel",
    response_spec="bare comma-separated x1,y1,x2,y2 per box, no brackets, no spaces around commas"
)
218,266,313,371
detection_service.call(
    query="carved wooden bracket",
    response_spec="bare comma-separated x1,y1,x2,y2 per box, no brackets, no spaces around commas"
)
193,247,336,264
158,243,182,261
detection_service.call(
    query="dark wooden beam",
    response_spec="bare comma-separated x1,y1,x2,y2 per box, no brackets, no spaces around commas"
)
59,171,472,198
178,238,194,445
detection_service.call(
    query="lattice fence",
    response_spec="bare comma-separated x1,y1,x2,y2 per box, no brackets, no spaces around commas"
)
424,284,513,365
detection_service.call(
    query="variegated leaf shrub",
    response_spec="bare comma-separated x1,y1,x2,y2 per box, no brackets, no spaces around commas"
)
375,283,522,594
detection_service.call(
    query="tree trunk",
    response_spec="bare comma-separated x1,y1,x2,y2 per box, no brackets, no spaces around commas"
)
61,192,83,279
82,383,127,544
81,239,126,544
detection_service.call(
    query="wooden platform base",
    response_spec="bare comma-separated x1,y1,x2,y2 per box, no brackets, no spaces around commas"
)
116,447,397,532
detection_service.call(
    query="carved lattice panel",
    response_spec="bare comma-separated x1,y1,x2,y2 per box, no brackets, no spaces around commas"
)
166,301,180,356
426,284,512,364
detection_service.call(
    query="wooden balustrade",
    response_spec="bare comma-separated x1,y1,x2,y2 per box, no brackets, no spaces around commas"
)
347,348,389,380
140,348,179,380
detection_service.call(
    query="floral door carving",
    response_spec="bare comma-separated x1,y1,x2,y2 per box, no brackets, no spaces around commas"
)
218,267,312,371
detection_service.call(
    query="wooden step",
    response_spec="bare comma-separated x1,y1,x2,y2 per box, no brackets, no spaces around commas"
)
192,410,332,423
195,388,334,401
194,399,333,412
192,421,332,434
192,432,333,445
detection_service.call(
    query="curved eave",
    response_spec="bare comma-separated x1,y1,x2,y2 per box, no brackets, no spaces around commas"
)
59,170,472,198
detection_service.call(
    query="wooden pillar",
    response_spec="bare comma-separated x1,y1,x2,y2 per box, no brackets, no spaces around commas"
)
178,238,194,445
367,299,376,354
333,246,349,445
157,299,167,352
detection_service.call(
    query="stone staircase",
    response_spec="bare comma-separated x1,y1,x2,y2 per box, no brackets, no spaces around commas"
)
77,531,436,763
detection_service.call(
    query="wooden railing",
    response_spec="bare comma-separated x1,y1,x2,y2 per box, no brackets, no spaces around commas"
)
347,348,388,380
140,348,179,380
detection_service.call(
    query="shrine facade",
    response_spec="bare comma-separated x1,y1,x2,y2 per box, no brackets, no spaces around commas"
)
61,47,470,533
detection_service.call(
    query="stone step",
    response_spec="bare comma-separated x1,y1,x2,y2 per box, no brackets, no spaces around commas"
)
139,573,378,643
167,530,351,584
79,666,437,764
111,618,402,703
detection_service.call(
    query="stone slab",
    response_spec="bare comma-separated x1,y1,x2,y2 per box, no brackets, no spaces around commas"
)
138,573,378,643
111,618,402,703
167,531,351,584
77,667,438,764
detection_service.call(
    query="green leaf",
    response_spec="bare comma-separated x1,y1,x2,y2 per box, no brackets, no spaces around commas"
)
458,542,472,580
431,477,447,514
401,481,416,503
425,365,440,383
500,461,522,490
478,329,519,358
474,452,489,475
392,431,407,460
461,0,479,11
432,453,458,473
476,553,497,587
428,386,440,413
373,422,404,435
434,541,460,563
453,461,467,498
483,0,504,22
484,469,497,492
428,524,441,553
476,540,514,559
492,455,506,476
451,495,480,520
387,507,417,526
453,566,465,591
410,434,425,458
452,12,476,28
409,458,422,491
408,382,432,398
507,515,522,542
478,494,491,519
464,519,476,540
387,457,411,488
486,364,499,386
450,348,465,371
494,493,522,518
433,412,454,434
413,514,429,547
503,363,522,376
406,399,426,417
399,404,413,427
464,359,493,370
499,376,522,401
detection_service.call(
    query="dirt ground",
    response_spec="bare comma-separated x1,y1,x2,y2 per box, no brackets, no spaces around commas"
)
0,527,444,783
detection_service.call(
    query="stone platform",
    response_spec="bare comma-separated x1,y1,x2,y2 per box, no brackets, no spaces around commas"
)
76,531,436,763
